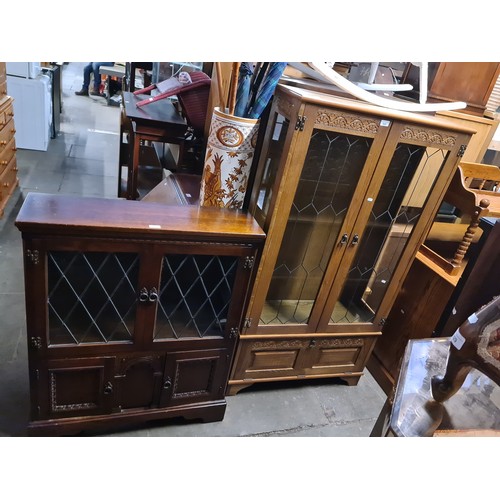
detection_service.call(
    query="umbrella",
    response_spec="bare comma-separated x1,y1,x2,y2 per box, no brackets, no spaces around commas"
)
247,62,269,115
247,62,287,119
234,62,254,118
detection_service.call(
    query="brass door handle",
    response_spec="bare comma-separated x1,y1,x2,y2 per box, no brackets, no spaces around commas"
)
139,287,149,302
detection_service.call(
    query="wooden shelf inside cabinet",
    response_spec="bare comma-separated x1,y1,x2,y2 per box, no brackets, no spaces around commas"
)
15,193,265,435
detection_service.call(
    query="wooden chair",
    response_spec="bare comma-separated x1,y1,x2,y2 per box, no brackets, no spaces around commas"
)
421,161,500,275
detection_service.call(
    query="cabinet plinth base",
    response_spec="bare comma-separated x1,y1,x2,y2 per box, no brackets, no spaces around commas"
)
227,372,364,396
27,400,227,436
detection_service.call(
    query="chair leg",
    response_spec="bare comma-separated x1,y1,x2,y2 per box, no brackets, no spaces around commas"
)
431,360,472,403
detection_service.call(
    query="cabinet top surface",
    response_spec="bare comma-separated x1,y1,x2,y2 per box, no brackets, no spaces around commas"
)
15,193,266,241
278,84,477,135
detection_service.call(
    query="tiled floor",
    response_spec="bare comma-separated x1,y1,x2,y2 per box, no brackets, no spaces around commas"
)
0,62,387,438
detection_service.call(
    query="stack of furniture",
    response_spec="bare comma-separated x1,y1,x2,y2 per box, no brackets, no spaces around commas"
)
226,83,475,395
0,62,19,218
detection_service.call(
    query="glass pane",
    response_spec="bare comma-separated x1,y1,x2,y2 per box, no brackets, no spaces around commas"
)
260,128,374,325
48,252,139,345
256,113,289,218
331,144,448,324
155,254,238,339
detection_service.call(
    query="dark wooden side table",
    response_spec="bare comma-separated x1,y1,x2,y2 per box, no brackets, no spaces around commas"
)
371,338,500,437
121,91,188,200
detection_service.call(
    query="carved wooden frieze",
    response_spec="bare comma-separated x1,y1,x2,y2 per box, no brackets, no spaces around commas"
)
315,109,380,134
250,340,306,349
399,126,457,146
317,338,364,348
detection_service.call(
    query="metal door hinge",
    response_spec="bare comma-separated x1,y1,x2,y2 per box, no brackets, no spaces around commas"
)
295,115,306,131
30,337,42,349
229,328,239,339
379,317,387,327
457,145,467,157
26,249,39,264
244,256,255,270
244,317,252,329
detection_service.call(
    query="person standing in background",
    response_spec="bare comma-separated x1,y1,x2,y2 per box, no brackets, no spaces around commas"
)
75,62,114,96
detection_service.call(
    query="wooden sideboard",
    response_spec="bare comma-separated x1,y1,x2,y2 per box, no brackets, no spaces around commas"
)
15,193,264,435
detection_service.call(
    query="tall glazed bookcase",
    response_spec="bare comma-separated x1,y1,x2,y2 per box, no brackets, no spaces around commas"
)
228,84,474,395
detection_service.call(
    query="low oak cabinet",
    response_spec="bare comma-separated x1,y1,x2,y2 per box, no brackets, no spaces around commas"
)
15,193,264,435
228,84,474,395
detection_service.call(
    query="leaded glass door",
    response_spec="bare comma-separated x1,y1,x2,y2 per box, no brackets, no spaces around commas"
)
46,246,141,346
247,103,391,334
317,121,467,332
153,250,246,342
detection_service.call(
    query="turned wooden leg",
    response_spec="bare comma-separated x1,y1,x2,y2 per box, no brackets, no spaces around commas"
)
432,296,500,403
431,359,473,403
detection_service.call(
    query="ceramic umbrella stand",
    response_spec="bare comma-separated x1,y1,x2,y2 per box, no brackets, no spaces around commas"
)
199,107,259,209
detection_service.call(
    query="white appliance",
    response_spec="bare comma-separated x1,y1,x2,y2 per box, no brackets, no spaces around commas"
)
6,62,42,79
7,73,52,151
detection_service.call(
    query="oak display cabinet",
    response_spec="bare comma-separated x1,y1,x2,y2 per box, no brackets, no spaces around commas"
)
15,193,264,435
228,84,474,395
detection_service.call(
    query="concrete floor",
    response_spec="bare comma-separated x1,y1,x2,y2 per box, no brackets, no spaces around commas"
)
0,62,387,438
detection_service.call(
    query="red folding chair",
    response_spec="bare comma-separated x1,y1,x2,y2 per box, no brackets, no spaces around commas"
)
133,71,211,172
133,71,211,138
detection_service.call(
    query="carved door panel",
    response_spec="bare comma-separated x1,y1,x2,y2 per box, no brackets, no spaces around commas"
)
159,349,229,407
38,357,115,420
301,336,376,377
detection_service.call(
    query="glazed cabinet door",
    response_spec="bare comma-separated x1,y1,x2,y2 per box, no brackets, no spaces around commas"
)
23,238,145,354
316,121,471,332
150,243,258,346
246,99,391,335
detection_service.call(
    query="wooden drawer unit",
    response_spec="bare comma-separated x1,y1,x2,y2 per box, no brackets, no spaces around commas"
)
0,81,7,102
0,98,14,126
0,154,18,216
0,95,18,218
0,136,16,169
0,61,6,105
0,118,16,152
230,334,378,390
0,62,6,84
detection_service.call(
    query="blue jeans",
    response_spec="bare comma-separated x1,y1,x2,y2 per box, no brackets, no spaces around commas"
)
82,62,114,91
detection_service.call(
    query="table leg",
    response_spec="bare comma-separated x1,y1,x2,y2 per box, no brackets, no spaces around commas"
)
128,131,140,200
